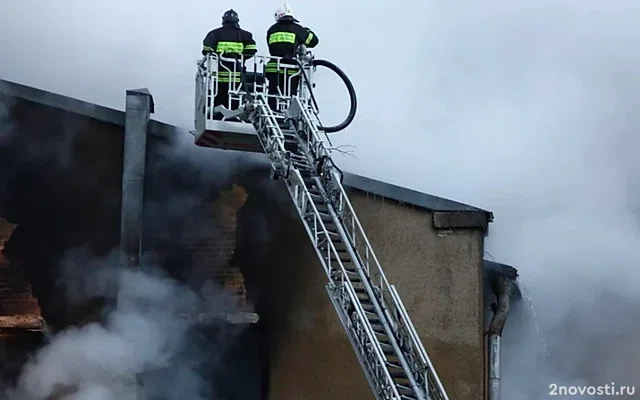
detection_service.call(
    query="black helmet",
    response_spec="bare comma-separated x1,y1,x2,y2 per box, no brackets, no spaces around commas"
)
222,9,239,25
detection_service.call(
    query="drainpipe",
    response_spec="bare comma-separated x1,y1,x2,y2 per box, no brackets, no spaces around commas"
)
120,88,154,267
487,269,519,400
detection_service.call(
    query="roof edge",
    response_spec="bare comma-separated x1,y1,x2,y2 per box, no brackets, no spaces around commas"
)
343,172,493,218
0,78,125,127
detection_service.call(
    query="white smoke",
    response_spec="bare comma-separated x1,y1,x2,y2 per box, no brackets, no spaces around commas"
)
314,1,640,396
2,250,241,400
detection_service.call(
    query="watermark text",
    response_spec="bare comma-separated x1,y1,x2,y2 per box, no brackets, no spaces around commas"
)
550,383,635,396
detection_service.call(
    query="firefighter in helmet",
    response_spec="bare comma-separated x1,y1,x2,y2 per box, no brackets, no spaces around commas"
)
265,3,319,111
202,9,257,118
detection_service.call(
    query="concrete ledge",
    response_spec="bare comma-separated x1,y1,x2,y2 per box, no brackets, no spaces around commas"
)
433,211,491,230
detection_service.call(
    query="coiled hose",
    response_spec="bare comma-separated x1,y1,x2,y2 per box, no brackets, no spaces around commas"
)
297,58,358,133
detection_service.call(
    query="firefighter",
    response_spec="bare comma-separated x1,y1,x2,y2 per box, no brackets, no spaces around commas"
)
202,9,257,118
265,3,319,111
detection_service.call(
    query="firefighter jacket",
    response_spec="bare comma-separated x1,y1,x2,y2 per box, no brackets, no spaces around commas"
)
202,23,257,83
265,20,319,74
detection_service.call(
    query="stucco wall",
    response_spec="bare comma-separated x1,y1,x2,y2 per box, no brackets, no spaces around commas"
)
350,190,486,399
242,182,487,400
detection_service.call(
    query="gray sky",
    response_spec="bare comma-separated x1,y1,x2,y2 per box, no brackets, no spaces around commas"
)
2,0,640,396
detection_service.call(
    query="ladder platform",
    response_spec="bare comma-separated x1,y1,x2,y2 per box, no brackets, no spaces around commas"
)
194,120,263,153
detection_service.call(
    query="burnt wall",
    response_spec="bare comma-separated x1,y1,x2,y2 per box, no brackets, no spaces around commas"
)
0,97,268,398
142,135,260,307
0,218,40,316
0,96,124,328
0,94,260,326
141,139,273,400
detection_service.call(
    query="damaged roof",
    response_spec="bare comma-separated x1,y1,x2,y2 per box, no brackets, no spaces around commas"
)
0,78,493,219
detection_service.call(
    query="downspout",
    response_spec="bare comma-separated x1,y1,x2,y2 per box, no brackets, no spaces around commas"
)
487,270,519,400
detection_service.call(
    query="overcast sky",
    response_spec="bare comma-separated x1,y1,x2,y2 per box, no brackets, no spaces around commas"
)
2,0,640,397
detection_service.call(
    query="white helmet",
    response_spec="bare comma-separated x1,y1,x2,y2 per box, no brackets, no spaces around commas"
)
274,3,296,22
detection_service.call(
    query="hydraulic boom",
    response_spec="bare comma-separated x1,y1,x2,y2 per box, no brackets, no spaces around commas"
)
193,51,450,400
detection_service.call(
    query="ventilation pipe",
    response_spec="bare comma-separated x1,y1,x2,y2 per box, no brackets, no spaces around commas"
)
120,89,154,400
120,88,154,267
485,261,520,400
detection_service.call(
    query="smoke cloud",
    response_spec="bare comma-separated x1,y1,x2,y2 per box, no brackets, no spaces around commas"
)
2,0,640,398
2,250,243,400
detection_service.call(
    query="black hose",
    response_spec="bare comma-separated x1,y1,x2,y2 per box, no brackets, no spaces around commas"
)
311,59,357,133
296,58,358,133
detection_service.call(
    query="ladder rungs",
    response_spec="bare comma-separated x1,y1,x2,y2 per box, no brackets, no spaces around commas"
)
330,255,351,264
396,384,415,396
248,95,449,400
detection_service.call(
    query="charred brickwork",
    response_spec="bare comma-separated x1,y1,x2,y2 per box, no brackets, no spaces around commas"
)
0,84,264,398
0,218,43,386
0,218,40,317
214,184,250,305
147,183,251,309
0,91,254,328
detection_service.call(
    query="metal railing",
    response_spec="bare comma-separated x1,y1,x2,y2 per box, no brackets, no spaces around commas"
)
194,53,316,128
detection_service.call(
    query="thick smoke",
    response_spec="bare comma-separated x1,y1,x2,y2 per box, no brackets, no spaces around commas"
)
391,3,640,397
2,249,243,400
3,1,640,397
0,124,261,397
143,127,264,242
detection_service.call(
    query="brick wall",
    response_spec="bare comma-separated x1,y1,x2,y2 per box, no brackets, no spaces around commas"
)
152,185,251,309
0,219,41,316
211,184,249,305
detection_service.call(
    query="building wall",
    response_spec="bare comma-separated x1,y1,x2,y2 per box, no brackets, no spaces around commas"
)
258,189,486,400
0,90,489,399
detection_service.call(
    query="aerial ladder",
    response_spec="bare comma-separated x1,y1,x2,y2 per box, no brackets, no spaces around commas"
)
192,49,451,400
